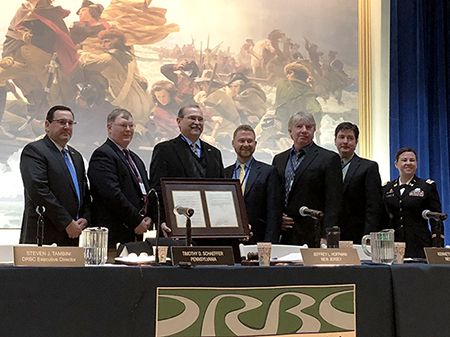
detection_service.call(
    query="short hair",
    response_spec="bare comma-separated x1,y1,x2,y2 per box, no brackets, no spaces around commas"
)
46,105,73,122
178,105,201,118
233,125,255,139
150,80,178,103
335,122,359,140
107,108,133,123
288,111,316,131
98,28,126,47
284,63,311,82
395,147,417,161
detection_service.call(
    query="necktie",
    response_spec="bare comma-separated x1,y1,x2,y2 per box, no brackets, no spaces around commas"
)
284,149,305,205
62,148,80,202
191,143,199,157
239,164,246,194
123,149,142,183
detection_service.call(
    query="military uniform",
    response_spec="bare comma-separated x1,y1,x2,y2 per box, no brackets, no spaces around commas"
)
382,176,442,258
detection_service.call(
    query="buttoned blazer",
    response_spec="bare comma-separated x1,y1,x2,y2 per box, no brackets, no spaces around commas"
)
88,138,150,247
20,135,90,246
225,159,282,243
382,176,442,258
341,154,383,243
272,142,343,246
149,134,224,222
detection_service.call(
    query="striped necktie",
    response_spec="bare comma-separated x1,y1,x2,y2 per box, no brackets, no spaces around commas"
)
239,164,246,194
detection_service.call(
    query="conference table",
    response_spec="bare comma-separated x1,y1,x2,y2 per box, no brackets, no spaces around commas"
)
0,263,448,337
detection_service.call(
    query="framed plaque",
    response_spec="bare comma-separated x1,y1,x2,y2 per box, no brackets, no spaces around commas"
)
161,178,250,239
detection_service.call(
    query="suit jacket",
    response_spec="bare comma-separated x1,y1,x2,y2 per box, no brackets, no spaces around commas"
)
382,176,442,258
340,154,383,243
88,138,150,248
225,159,282,244
149,134,225,222
272,142,343,247
20,135,90,246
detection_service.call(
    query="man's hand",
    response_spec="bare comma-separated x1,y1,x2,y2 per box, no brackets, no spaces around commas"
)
76,218,88,230
240,224,253,241
134,217,152,235
160,222,172,237
66,220,83,239
282,213,294,231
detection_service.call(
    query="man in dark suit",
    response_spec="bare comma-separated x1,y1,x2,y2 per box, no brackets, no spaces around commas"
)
88,108,151,248
20,105,90,246
335,122,383,243
272,111,343,247
225,125,282,244
149,105,225,233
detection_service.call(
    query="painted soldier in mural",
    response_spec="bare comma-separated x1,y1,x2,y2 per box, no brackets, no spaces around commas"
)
78,28,151,125
160,60,199,105
70,0,110,46
226,72,267,127
322,50,354,105
275,62,322,129
0,0,81,128
149,80,182,142
194,69,241,146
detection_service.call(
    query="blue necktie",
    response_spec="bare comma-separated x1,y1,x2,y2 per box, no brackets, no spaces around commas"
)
62,148,80,202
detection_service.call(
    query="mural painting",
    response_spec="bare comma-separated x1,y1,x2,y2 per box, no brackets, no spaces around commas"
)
0,0,358,230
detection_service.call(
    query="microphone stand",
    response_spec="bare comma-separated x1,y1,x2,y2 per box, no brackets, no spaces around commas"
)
186,216,192,247
36,206,45,246
313,217,321,248
432,220,445,248
141,189,161,265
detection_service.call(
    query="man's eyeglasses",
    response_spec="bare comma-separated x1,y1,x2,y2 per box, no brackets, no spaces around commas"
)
114,123,135,130
183,116,204,122
51,119,77,127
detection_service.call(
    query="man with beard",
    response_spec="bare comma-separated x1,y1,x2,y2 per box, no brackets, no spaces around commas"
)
149,105,224,234
225,125,282,244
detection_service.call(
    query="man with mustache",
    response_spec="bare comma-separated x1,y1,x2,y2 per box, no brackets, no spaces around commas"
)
149,104,225,234
225,125,282,244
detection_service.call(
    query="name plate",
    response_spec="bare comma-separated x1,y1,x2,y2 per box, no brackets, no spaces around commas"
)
424,248,450,264
171,246,235,266
14,246,85,267
301,248,361,266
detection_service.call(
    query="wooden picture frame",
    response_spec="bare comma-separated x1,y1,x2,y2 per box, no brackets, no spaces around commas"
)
161,178,250,239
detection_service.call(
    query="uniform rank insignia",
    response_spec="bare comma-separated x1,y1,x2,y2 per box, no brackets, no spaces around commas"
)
426,179,435,184
409,188,424,197
386,188,394,197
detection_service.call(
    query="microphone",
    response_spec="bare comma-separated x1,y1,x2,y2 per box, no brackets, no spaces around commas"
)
174,206,194,218
422,210,448,221
299,206,324,219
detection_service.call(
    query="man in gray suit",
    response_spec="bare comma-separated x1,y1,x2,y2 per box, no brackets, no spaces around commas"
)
225,125,282,244
20,105,90,246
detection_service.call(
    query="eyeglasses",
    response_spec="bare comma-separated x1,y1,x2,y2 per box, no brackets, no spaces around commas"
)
183,116,204,122
113,123,135,130
51,119,76,127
